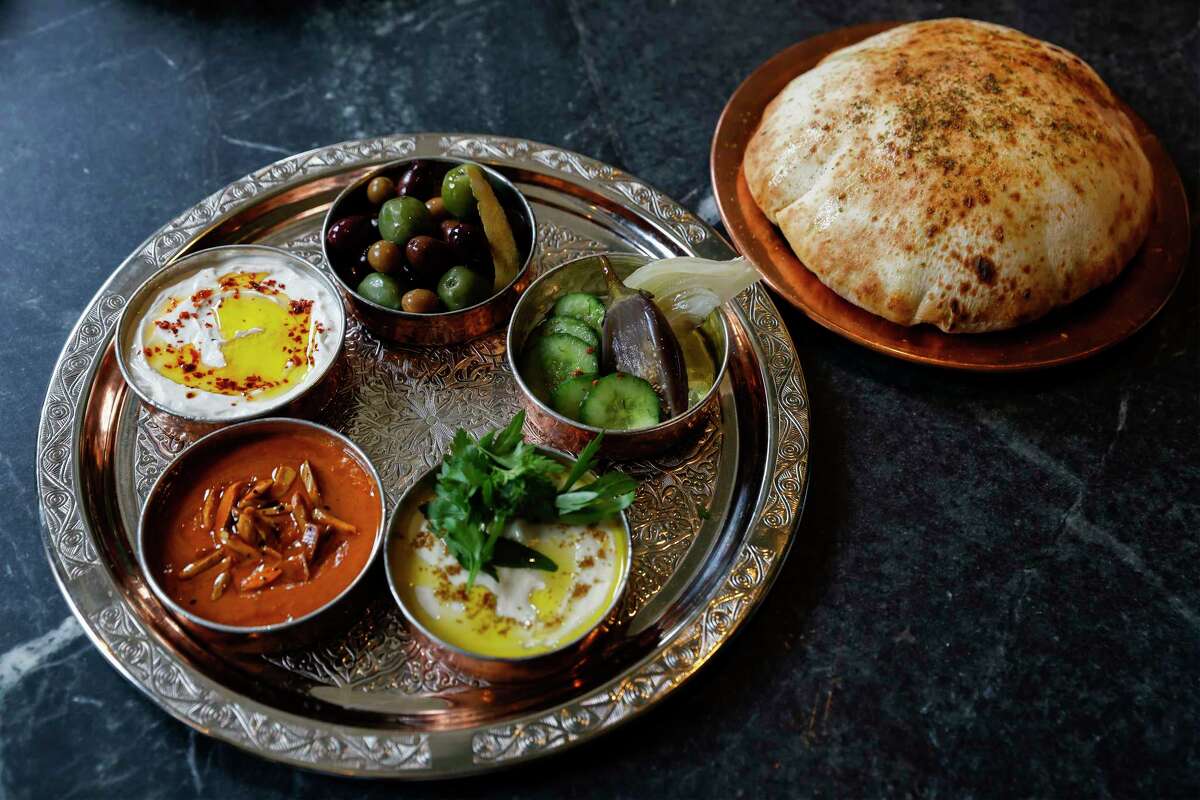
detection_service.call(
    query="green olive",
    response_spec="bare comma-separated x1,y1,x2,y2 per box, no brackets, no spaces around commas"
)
366,176,395,206
401,288,441,314
436,265,490,311
366,240,402,274
356,272,402,309
378,196,432,245
440,165,477,219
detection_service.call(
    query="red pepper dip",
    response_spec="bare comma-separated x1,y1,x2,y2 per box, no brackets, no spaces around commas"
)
146,428,381,628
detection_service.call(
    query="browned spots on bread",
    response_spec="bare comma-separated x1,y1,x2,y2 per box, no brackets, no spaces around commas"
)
972,255,998,285
743,18,1154,332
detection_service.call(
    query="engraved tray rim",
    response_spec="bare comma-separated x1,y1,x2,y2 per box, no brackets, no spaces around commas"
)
36,133,811,779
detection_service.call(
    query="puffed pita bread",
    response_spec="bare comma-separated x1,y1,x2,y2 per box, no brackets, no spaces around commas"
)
744,18,1153,332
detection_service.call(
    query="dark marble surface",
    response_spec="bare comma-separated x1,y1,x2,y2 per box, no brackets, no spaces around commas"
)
1,0,1197,797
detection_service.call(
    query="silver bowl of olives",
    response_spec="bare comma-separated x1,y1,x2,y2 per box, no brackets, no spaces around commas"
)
322,156,536,345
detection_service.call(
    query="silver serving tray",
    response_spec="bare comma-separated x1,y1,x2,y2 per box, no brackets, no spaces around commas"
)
36,134,810,778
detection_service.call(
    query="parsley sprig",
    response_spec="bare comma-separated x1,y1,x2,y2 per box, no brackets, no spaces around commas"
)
424,411,637,587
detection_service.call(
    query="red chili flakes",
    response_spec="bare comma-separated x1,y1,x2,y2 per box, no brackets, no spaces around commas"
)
288,299,313,315
185,391,196,399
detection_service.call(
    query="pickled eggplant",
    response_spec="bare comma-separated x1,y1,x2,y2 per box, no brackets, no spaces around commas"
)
598,256,689,418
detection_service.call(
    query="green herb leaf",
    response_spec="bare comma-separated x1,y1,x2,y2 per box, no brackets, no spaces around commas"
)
491,538,558,571
423,412,638,587
491,410,526,456
560,432,604,492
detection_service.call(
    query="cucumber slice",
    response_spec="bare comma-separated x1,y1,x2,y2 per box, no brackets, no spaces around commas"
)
552,292,605,332
535,316,601,348
532,333,598,395
550,373,597,420
579,372,661,430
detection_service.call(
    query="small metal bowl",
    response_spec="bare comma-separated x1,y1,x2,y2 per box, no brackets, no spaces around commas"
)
384,453,632,683
506,253,730,460
321,157,536,345
136,417,386,653
115,244,346,432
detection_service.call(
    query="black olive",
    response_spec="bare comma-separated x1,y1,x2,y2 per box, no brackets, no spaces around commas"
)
326,215,376,264
405,235,454,284
442,220,490,267
396,160,449,201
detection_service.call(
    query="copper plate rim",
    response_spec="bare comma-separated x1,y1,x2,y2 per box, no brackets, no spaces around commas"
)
711,20,1192,371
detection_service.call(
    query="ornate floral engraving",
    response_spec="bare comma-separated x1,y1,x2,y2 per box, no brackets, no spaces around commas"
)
132,406,198,503
620,408,724,618
37,134,809,777
92,602,431,770
442,135,709,244
254,218,717,690
534,219,610,269
473,543,780,764
264,604,482,695
37,292,126,579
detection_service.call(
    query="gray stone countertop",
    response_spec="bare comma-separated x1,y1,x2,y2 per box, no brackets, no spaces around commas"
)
0,1,1196,797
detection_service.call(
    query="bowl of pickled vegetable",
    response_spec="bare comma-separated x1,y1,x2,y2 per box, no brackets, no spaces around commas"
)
507,253,735,460
322,157,535,345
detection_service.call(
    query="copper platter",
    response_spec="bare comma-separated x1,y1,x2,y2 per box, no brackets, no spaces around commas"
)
711,21,1191,371
36,134,810,778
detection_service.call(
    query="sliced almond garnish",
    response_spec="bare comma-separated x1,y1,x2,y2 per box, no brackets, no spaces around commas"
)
238,563,282,593
234,510,256,543
299,523,323,562
238,478,273,509
269,465,297,499
200,488,217,531
298,460,321,506
312,507,356,535
211,564,231,601
290,491,310,530
331,539,351,568
179,549,222,579
213,480,247,535
221,537,260,560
